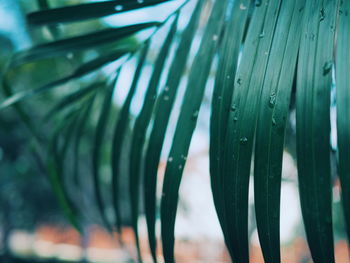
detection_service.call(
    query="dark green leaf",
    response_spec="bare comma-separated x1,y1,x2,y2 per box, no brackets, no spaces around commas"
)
28,0,173,25
160,0,228,262
92,74,120,232
222,0,282,261
254,1,304,262
110,42,149,262
296,0,338,262
72,97,96,190
1,48,130,109
11,23,158,66
209,0,250,258
129,15,178,263
143,0,205,261
44,82,101,120
336,0,350,242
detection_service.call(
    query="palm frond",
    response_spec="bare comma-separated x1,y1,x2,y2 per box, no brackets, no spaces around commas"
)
296,0,338,262
336,0,350,242
2,0,350,262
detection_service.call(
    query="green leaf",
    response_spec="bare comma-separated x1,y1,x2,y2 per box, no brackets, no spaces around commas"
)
129,15,178,263
253,1,304,262
1,48,129,110
221,0,282,261
92,74,120,232
11,23,158,66
110,42,149,262
44,82,101,120
72,97,96,190
160,0,228,261
28,0,173,25
209,0,249,258
296,0,338,262
336,0,350,242
142,0,204,261
47,159,82,232
49,117,83,232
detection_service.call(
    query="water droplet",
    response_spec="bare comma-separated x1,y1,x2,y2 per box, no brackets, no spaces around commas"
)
272,118,276,126
237,78,242,85
115,5,123,11
240,3,247,10
259,31,265,38
137,0,144,3
181,154,187,160
227,75,231,79
66,52,74,59
168,157,173,162
323,61,333,75
231,105,237,111
320,8,325,21
255,0,262,6
213,35,218,41
240,137,248,144
164,86,169,92
264,51,269,55
178,165,183,170
192,110,199,119
164,95,169,101
233,117,238,122
269,93,276,108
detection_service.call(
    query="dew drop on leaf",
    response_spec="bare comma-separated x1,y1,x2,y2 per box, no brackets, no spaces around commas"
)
115,5,123,11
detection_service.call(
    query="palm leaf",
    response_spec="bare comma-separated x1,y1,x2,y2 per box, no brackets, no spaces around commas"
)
221,0,282,261
254,1,304,262
296,0,338,262
11,23,157,66
209,0,250,258
92,74,120,232
110,41,149,262
4,0,350,261
28,0,174,25
129,15,178,263
143,0,204,261
336,0,350,242
160,0,228,262
1,48,131,109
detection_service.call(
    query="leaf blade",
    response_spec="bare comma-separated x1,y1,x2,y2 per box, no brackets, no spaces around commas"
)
296,0,338,261
253,1,304,262
336,0,350,242
129,15,178,263
160,0,228,261
110,42,149,262
28,0,173,25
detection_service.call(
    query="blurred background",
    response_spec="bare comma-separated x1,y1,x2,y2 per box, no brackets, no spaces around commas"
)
0,0,349,262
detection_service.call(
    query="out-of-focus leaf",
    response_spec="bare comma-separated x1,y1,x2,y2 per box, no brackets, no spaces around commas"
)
336,0,350,242
44,82,101,120
1,48,130,109
48,118,83,232
92,74,120,232
143,0,204,261
28,0,174,25
296,0,338,262
110,42,149,261
73,96,96,189
209,0,249,258
221,0,282,261
11,23,158,66
128,15,178,263
160,0,227,262
254,1,304,262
